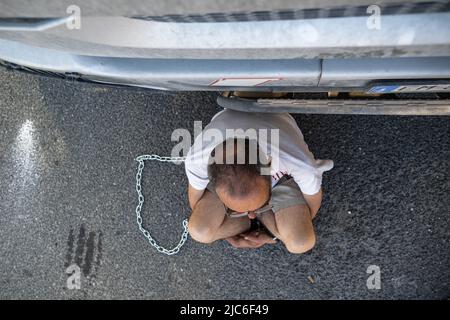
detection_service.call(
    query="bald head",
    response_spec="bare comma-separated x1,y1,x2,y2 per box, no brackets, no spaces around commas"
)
208,138,271,212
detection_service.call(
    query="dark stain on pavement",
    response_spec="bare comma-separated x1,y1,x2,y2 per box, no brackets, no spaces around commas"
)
65,224,103,278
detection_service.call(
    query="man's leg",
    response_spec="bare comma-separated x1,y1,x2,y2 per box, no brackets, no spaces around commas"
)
188,190,251,244
258,205,316,254
258,177,316,254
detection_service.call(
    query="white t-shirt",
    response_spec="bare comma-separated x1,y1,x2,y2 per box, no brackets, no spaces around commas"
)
185,109,334,195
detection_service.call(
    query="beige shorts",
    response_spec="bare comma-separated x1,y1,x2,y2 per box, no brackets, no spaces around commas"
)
206,175,306,214
270,175,306,213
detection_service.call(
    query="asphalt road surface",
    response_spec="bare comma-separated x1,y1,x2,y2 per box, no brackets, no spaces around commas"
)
0,68,449,299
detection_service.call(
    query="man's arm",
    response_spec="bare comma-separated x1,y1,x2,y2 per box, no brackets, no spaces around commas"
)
188,183,205,210
302,188,323,219
188,185,252,243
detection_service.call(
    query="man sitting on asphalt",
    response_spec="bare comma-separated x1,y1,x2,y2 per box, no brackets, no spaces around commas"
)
185,109,333,253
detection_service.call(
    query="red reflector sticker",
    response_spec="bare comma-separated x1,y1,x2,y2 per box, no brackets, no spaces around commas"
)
209,78,281,86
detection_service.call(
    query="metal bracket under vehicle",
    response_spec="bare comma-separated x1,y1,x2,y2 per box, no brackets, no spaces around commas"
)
217,92,450,116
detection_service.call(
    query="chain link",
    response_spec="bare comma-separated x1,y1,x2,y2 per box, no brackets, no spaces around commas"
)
135,154,189,255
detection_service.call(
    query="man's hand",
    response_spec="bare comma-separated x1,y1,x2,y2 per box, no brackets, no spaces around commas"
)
225,230,277,249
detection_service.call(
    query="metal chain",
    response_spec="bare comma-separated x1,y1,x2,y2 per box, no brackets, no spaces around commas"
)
135,154,189,255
